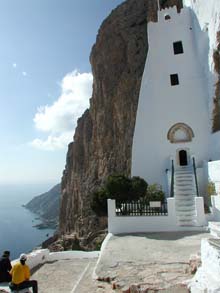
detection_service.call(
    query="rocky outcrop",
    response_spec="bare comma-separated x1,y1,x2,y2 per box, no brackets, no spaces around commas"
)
59,0,183,245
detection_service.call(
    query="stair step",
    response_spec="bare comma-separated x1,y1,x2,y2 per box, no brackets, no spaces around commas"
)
175,192,196,196
176,209,196,213
177,216,196,221
174,190,195,194
174,174,193,178
177,218,197,222
174,176,193,181
175,186,194,189
174,167,197,227
176,209,196,214
174,182,194,185
175,181,193,185
175,170,192,173
175,190,195,193
175,198,195,202
178,223,196,227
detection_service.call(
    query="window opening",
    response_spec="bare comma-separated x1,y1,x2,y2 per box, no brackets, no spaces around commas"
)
173,41,184,55
164,14,171,20
170,74,179,86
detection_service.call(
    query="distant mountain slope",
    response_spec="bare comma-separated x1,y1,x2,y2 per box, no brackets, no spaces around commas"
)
24,184,61,227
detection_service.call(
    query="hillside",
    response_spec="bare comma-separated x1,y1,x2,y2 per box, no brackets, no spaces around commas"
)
24,183,61,229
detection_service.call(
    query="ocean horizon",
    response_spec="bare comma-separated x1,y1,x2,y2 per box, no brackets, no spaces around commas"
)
0,183,56,260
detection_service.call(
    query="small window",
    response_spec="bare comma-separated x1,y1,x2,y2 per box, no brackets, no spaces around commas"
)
165,14,171,20
173,41,184,54
170,74,179,86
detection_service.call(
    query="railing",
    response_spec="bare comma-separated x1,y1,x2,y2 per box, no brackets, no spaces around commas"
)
170,159,174,198
192,156,199,197
115,200,168,216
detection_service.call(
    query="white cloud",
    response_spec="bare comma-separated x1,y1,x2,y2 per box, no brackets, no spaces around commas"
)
13,63,17,68
30,132,73,151
22,71,27,76
31,70,93,151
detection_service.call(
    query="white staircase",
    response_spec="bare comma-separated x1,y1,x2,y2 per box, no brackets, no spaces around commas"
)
174,166,197,226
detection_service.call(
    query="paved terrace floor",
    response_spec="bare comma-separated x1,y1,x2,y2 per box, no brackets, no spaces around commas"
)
6,231,209,293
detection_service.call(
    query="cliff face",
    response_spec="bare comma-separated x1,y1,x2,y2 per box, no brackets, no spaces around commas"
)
59,0,183,241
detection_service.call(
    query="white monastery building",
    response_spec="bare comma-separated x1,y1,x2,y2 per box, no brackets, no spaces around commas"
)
132,6,211,199
108,1,220,232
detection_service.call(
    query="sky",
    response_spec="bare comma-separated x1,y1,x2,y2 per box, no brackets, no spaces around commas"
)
0,0,124,185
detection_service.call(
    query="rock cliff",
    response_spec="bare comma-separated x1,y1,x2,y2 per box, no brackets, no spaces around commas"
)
59,0,183,246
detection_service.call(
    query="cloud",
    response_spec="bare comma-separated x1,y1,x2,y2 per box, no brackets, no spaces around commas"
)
31,70,93,151
22,71,27,76
12,63,17,68
31,132,73,151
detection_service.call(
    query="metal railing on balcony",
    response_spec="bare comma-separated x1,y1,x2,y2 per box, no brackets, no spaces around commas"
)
115,200,168,216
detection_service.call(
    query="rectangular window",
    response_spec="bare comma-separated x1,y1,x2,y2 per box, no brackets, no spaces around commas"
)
170,74,179,86
173,41,184,55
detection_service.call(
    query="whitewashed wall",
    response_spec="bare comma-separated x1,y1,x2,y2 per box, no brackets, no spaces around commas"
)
184,0,220,160
11,249,99,270
210,195,220,222
108,198,206,234
131,7,210,193
189,239,220,292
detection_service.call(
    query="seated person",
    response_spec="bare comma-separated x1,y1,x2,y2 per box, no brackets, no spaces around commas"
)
0,250,12,283
9,254,38,293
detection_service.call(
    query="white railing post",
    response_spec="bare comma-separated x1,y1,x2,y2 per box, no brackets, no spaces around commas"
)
167,198,177,227
108,199,116,233
195,197,206,226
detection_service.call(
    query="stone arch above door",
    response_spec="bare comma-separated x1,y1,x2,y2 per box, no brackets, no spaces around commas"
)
167,123,194,143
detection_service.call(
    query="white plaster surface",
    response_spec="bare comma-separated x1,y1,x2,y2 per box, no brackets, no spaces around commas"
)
184,0,220,160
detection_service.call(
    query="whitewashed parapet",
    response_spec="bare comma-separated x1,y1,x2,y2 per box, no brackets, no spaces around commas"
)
189,239,220,292
11,249,49,270
10,249,99,271
195,197,207,226
48,250,99,262
211,195,220,220
108,198,206,234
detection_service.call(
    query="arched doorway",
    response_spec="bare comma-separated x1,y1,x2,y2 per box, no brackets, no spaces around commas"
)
179,150,188,166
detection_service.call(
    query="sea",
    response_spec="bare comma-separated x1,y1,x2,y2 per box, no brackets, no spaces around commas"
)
0,183,56,260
